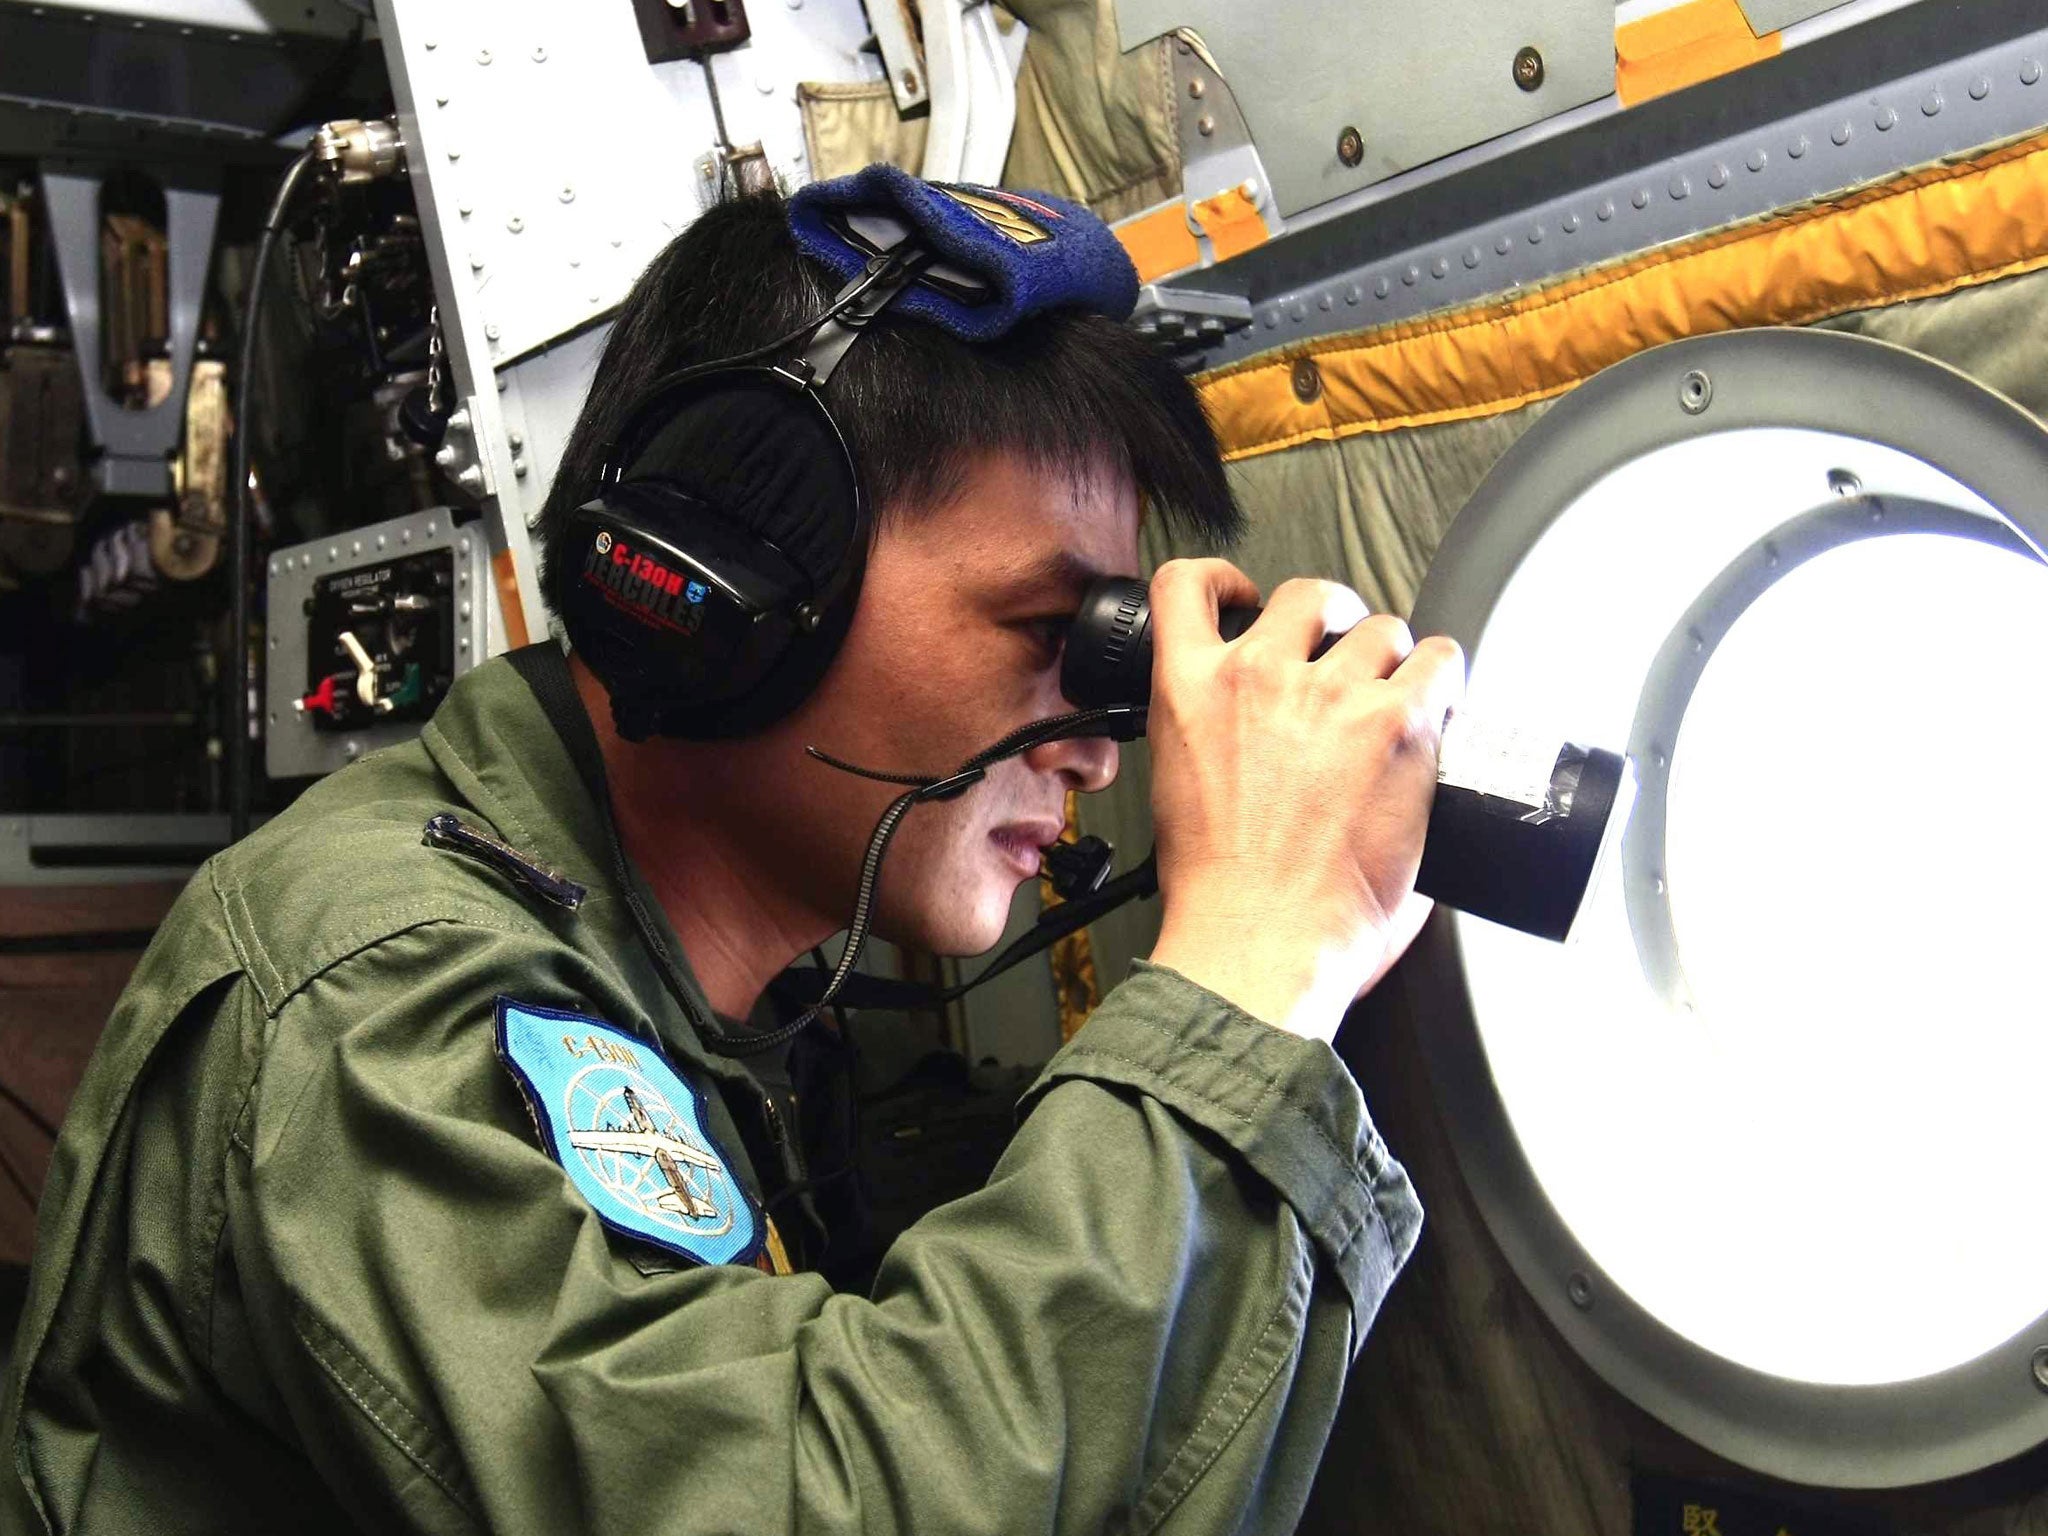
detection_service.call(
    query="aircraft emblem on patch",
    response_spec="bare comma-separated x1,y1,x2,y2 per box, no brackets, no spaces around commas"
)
496,998,762,1267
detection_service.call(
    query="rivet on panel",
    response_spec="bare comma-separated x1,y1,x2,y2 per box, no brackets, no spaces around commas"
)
1463,245,1481,268
1596,198,1615,221
1788,133,1809,159
1922,89,1943,116
1562,211,1580,232
1969,76,1990,101
1668,175,1690,200
1495,234,1512,254
2023,60,2042,86
1402,264,1420,286
1188,78,1205,99
1707,162,1729,188
507,214,524,233
1631,188,1650,209
1319,292,1334,310
1430,256,1448,278
476,47,491,65
1197,115,1215,137
1831,121,1852,146
1288,300,1306,321
1344,283,1361,303
534,45,549,62
1875,105,1897,130
560,185,575,203
1373,275,1391,298
1746,147,1767,171
1337,126,1364,167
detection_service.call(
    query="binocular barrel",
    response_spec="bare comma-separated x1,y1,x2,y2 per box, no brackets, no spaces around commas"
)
1060,578,1633,944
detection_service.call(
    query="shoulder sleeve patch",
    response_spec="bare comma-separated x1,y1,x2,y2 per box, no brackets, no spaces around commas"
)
495,997,763,1268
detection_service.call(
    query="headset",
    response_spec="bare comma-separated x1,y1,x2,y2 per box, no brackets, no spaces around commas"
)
563,220,987,743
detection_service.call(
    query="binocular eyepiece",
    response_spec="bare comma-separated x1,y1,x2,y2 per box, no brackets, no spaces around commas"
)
1058,577,1635,945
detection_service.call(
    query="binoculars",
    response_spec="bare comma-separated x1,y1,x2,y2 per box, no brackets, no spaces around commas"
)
1059,577,1635,944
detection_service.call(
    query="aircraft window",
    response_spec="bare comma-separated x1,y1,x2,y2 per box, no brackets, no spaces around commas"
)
1410,328,2048,1485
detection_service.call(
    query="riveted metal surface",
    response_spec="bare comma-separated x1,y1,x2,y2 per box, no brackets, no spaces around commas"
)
1117,0,1613,218
1187,10,2048,366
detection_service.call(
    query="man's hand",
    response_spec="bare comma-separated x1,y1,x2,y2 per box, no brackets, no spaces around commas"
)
1143,559,1465,1044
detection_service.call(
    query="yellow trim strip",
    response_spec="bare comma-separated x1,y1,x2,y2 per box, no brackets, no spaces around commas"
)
1197,130,2048,463
1190,186,1270,264
1115,201,1202,285
1617,0,1780,107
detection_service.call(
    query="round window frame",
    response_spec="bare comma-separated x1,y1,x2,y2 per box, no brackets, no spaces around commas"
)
1406,327,2048,1489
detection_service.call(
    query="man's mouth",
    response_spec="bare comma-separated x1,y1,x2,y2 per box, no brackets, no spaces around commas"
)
989,820,1065,879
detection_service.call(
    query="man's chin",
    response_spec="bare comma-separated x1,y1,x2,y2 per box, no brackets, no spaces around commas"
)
873,899,1015,961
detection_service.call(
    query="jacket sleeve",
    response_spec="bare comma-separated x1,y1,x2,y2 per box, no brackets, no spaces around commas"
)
225,923,1421,1536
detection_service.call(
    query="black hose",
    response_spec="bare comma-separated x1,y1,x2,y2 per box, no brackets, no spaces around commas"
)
228,146,320,843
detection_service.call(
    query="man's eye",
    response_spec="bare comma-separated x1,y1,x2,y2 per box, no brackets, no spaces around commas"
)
1017,617,1070,660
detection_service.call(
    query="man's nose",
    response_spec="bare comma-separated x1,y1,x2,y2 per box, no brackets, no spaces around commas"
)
1021,732,1118,793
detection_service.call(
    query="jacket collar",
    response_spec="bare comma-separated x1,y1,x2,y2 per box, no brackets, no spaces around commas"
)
418,649,749,1083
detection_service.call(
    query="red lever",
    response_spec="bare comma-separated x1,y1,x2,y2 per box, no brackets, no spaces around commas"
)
299,674,342,718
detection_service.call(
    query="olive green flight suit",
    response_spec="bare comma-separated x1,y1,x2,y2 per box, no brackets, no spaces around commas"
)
0,651,1421,1534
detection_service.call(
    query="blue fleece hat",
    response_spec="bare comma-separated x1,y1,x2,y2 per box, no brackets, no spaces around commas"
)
788,164,1139,343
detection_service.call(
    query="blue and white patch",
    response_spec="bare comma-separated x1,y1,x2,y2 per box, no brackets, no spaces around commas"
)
495,998,762,1267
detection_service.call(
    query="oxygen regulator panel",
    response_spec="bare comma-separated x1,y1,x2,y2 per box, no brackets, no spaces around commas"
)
265,508,493,780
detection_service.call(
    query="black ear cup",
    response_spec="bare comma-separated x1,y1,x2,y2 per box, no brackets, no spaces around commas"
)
569,367,871,741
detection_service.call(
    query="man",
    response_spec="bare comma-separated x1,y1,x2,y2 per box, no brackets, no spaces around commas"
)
2,181,1462,1532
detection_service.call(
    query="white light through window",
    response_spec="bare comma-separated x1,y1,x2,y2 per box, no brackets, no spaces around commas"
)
1456,428,2048,1386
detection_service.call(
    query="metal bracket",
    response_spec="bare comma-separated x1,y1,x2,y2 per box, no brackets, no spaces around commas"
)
867,0,929,112
1130,282,1252,352
430,396,489,502
1118,0,1614,218
38,163,221,499
1168,34,1282,263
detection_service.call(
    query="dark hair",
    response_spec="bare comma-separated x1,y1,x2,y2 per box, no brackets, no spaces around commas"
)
536,188,1240,623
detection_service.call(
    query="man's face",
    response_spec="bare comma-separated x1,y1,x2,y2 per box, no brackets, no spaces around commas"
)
745,448,1139,955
